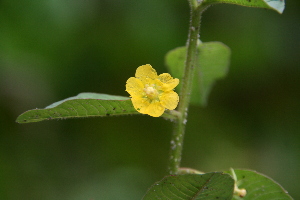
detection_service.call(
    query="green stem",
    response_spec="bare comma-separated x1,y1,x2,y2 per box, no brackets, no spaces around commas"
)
168,2,208,174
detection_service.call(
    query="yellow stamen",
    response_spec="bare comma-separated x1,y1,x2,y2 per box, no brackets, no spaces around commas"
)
144,86,158,99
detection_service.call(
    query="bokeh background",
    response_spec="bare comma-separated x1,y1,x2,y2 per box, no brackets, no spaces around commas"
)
1,0,299,199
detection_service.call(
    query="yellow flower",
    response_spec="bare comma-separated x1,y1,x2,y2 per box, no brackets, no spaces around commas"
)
126,64,179,117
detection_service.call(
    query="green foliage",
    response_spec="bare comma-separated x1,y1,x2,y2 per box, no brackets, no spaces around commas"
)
229,169,293,200
16,93,138,123
202,0,285,14
143,172,234,200
166,42,230,106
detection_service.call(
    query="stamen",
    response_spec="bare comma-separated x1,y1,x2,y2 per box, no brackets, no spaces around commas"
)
144,86,158,99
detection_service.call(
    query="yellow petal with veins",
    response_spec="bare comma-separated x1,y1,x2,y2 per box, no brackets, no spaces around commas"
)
135,64,158,83
158,73,179,91
145,101,165,117
160,91,179,110
131,97,150,114
126,77,145,98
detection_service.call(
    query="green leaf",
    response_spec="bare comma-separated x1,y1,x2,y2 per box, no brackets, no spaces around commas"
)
143,172,234,200
229,169,293,200
202,0,285,14
165,42,230,106
16,93,139,123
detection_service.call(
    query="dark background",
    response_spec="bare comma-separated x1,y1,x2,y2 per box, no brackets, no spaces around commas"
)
1,0,299,199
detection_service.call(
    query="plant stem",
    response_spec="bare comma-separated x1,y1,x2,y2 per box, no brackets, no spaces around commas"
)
168,2,208,174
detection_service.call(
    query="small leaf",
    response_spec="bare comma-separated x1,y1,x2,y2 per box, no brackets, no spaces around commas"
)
165,42,230,106
202,0,285,14
143,172,234,200
16,93,139,123
229,169,293,200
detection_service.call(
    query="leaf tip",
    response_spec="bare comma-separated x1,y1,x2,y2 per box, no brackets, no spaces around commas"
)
267,0,285,14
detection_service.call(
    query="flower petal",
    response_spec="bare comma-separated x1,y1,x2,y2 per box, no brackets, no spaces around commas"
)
158,73,179,91
131,97,150,114
126,77,144,98
135,64,158,83
160,91,179,110
145,101,165,117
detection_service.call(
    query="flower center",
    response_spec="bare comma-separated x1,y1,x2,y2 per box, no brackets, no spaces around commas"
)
144,85,158,100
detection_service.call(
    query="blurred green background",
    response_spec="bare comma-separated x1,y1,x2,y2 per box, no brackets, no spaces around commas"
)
1,0,299,199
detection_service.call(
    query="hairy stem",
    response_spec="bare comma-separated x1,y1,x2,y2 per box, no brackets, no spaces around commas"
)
168,2,208,174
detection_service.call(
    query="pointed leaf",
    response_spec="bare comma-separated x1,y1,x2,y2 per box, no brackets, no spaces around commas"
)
16,93,139,123
143,172,234,200
229,169,293,200
165,42,230,106
202,0,285,14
